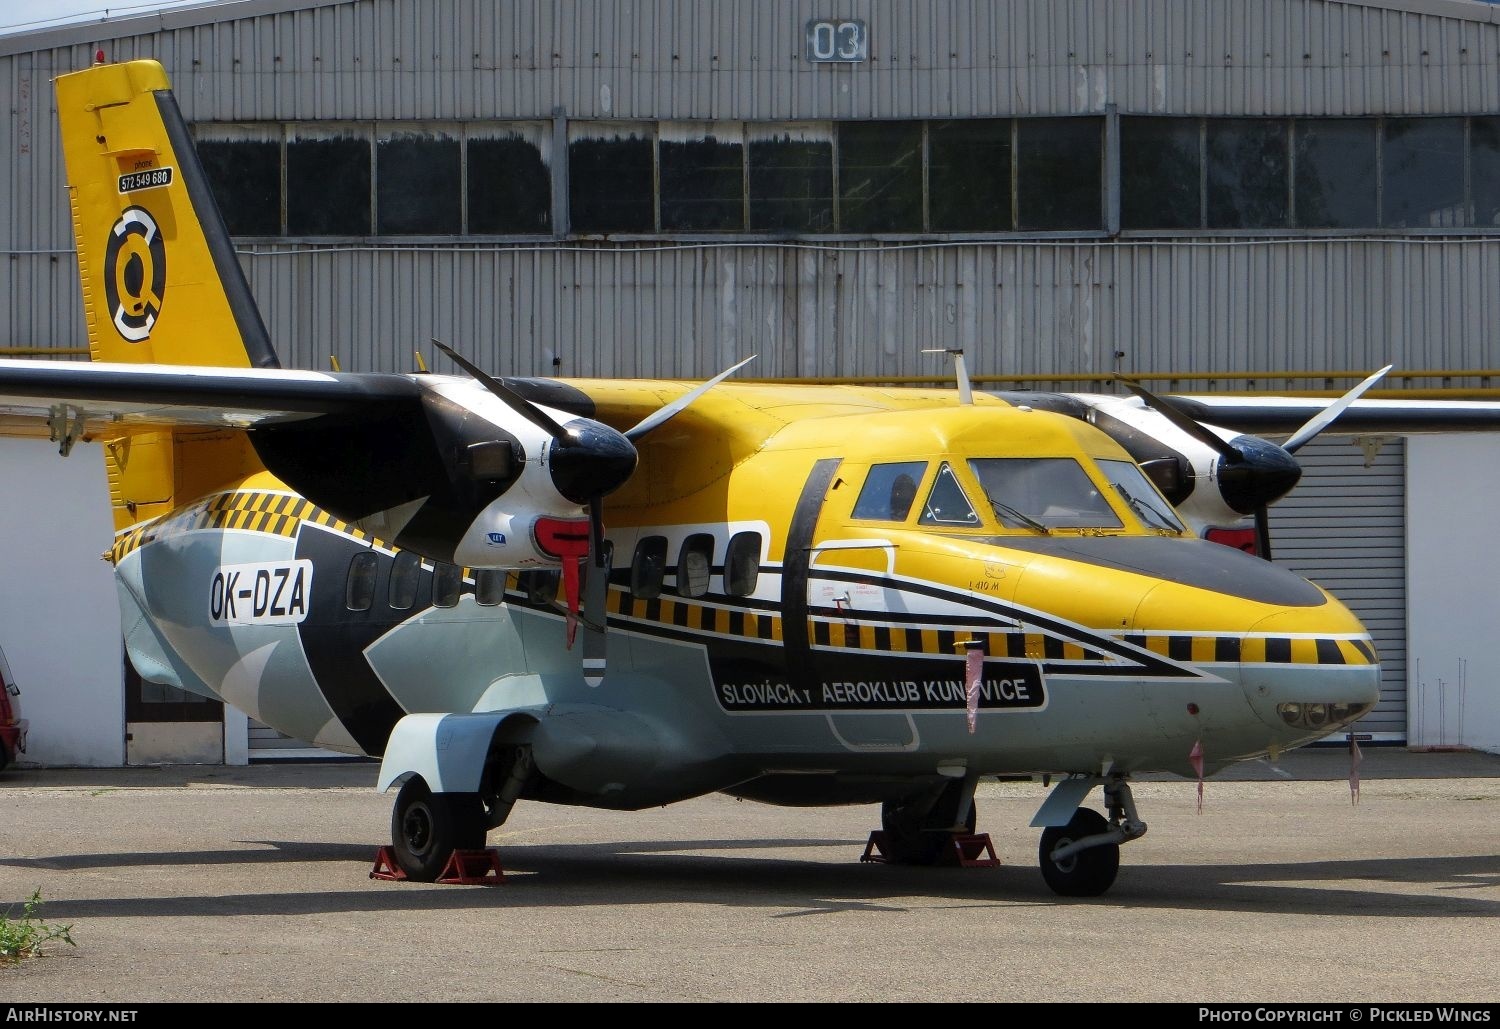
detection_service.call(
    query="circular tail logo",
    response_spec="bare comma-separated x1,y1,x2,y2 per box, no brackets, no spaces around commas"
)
104,206,166,342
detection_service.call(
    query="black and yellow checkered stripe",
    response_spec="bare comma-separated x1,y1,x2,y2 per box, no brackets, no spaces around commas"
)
110,489,370,564
609,588,786,641
1121,632,1376,666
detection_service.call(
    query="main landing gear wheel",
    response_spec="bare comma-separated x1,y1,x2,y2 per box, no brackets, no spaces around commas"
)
390,777,487,882
1038,808,1120,897
880,797,978,866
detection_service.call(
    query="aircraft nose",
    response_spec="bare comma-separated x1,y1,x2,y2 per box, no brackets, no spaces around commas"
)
1238,602,1382,741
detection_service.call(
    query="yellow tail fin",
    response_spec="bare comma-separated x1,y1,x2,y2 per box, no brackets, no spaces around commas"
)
56,58,278,369
56,58,273,530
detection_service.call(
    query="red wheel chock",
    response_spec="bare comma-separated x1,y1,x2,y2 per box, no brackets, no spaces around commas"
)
369,846,507,885
860,831,1000,868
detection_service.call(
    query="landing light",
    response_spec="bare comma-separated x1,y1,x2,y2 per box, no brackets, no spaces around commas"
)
1277,702,1372,730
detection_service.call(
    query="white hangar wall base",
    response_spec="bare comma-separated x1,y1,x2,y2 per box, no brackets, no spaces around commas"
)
0,440,122,767
1406,435,1500,755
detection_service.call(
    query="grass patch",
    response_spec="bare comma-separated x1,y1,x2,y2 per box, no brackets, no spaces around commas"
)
0,891,75,964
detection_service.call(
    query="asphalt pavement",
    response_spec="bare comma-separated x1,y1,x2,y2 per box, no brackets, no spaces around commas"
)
0,747,1495,1003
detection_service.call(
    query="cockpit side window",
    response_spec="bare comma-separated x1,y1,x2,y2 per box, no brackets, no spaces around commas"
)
852,461,928,522
1097,459,1186,532
918,463,980,527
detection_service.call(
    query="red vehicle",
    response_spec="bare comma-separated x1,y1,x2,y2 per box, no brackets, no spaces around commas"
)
0,647,27,771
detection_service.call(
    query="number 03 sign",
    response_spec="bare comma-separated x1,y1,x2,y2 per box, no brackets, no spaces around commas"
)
805,19,867,63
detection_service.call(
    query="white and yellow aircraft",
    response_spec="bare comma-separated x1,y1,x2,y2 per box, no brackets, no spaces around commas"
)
5,57,1474,896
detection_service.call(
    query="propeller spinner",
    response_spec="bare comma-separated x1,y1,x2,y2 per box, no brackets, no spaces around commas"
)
1120,365,1392,559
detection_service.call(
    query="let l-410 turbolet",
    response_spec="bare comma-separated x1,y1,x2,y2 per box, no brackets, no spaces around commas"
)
0,57,1411,897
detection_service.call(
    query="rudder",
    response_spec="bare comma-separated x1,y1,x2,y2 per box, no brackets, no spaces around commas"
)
55,57,278,369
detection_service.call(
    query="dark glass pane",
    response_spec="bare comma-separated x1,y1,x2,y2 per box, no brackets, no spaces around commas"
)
929,120,1012,231
287,136,371,235
838,121,923,232
1206,119,1288,229
1121,118,1201,229
467,134,551,234
1383,118,1465,228
748,134,834,232
474,569,505,606
725,532,761,596
1473,118,1500,227
377,134,460,234
196,139,281,235
345,552,377,612
676,534,714,598
388,551,420,611
1016,118,1103,230
660,133,744,231
569,132,653,233
1294,120,1377,228
631,536,668,599
432,563,461,608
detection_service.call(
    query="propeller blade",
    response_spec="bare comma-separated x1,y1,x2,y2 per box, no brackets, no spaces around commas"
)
1281,364,1393,454
432,338,571,440
1254,504,1273,562
1119,379,1242,461
624,356,756,442
581,499,609,687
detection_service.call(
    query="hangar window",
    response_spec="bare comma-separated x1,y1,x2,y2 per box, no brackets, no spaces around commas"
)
1121,118,1201,230
1473,118,1500,227
748,125,834,232
388,551,421,610
346,551,379,611
432,562,462,608
287,129,372,235
724,532,761,597
468,125,552,234
1016,118,1103,230
839,121,924,233
1294,120,1376,228
377,128,462,235
853,462,927,521
570,124,655,233
1383,118,1465,228
929,120,1013,232
660,123,745,231
631,536,668,599
474,569,506,606
195,128,282,235
676,534,715,598
1206,119,1288,229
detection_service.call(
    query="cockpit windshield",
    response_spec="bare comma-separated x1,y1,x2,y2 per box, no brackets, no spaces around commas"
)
1097,459,1186,533
967,458,1123,531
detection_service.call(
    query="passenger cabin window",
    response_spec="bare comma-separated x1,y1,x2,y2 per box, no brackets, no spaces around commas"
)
724,532,761,596
474,569,506,606
677,534,714,598
432,562,462,608
918,464,980,527
345,551,379,611
852,462,927,521
631,536,668,599
521,569,561,605
1097,460,1186,533
968,458,1122,530
388,552,421,610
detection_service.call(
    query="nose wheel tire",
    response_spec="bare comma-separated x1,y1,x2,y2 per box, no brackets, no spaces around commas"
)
390,777,487,882
1038,808,1120,897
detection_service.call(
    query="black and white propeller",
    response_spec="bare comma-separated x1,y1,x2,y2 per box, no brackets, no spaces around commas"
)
433,340,754,671
1118,365,1392,559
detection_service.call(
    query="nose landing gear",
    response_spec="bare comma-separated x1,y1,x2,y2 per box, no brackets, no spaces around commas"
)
1036,777,1147,897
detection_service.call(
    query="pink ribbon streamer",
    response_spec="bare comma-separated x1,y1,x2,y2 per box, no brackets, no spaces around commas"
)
965,647,983,735
1189,739,1205,813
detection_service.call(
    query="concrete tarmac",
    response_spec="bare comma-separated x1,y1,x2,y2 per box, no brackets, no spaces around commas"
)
0,748,1496,1003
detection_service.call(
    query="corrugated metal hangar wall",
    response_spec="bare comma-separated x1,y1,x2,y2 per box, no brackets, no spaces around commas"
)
2,0,1495,752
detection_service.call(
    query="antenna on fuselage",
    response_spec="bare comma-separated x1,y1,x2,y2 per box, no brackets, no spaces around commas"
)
923,347,973,404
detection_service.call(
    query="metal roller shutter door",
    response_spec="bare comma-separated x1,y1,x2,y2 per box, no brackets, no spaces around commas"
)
1267,437,1406,741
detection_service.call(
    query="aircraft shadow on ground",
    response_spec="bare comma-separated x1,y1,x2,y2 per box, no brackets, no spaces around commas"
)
4,839,1497,920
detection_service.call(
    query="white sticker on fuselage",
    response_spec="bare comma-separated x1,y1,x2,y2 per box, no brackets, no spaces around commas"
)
209,560,313,626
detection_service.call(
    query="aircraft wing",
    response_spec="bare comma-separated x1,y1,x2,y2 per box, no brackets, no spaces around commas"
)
0,358,423,436
1164,395,1500,436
